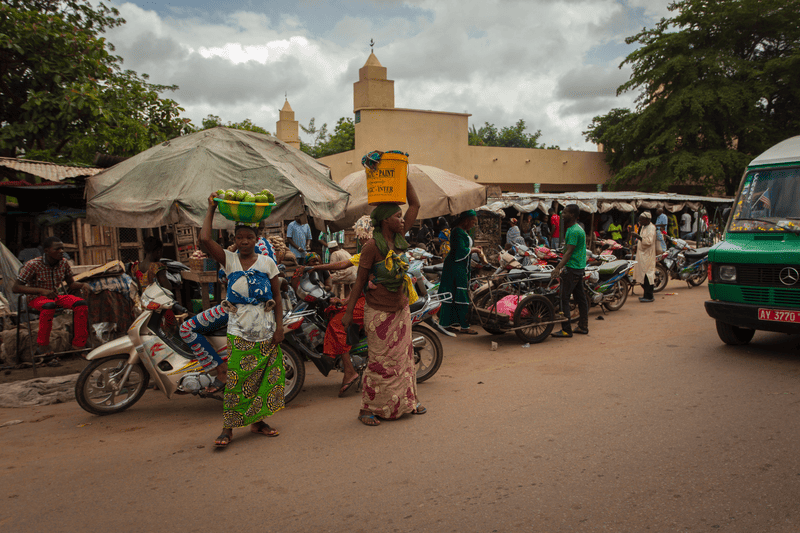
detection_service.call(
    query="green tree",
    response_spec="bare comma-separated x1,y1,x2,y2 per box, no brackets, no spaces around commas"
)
300,117,354,158
198,114,270,135
584,0,800,195
469,120,557,149
0,0,191,165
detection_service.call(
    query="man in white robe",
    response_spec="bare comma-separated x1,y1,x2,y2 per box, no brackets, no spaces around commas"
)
633,212,656,302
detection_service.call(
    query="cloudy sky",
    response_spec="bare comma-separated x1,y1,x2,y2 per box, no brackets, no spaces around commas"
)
104,0,673,151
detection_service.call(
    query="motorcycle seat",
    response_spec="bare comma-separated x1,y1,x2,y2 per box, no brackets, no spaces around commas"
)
423,264,443,273
597,260,630,278
683,247,710,262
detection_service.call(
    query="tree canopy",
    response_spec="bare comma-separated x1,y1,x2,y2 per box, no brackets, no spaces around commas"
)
198,115,270,135
0,0,191,165
584,0,800,195
300,117,355,158
469,120,559,149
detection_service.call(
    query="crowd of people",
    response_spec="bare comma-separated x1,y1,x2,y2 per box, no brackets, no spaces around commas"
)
9,188,712,449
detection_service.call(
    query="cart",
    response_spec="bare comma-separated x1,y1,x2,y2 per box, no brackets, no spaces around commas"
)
468,272,563,344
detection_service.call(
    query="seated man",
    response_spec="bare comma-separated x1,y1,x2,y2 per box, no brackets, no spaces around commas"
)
13,236,90,356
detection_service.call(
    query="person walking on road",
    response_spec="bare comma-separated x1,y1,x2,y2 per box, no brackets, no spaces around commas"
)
201,194,286,448
342,179,427,426
439,210,482,335
632,211,657,303
549,204,589,338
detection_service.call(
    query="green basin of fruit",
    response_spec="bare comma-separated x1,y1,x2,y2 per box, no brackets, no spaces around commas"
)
214,198,277,223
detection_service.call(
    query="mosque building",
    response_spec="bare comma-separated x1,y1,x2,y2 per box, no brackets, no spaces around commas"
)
277,52,612,193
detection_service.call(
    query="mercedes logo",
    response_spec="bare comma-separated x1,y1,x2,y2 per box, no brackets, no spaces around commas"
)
779,267,799,286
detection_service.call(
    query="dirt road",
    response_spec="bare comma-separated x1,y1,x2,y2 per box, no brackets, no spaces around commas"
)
2,281,800,532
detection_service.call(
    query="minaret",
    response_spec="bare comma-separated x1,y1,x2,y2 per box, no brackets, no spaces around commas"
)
353,52,395,111
276,98,300,150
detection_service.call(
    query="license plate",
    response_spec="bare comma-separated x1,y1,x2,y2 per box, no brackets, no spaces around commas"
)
758,308,800,323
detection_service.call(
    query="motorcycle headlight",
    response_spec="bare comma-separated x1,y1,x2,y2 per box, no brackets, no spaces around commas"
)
719,265,736,282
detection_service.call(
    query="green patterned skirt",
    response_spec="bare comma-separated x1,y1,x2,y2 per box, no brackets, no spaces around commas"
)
223,335,285,429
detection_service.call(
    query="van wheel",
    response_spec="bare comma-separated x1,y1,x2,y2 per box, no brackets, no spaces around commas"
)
716,321,755,345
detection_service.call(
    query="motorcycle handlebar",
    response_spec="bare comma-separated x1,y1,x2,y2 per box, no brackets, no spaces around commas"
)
172,304,188,315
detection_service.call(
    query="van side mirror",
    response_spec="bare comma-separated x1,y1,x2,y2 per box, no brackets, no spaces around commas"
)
722,207,731,222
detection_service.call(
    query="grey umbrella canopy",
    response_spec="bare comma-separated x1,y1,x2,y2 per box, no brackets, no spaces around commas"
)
86,127,350,228
331,164,487,230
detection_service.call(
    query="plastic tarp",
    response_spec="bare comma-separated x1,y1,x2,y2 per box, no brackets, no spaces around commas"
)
332,164,487,230
0,241,23,313
86,127,350,229
479,191,731,216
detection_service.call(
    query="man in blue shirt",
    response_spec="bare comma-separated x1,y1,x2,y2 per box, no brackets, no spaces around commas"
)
549,204,589,337
655,208,668,252
287,214,312,265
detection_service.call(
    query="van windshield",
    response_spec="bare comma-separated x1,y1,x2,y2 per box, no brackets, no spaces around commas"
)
729,166,800,233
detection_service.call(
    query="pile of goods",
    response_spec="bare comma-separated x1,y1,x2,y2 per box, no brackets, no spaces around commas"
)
216,188,275,204
189,249,216,272
214,188,277,224
266,236,288,263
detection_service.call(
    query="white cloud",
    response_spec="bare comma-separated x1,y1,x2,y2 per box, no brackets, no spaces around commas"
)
106,0,671,150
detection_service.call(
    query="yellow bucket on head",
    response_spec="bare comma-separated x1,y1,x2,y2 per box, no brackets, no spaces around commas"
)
366,152,408,205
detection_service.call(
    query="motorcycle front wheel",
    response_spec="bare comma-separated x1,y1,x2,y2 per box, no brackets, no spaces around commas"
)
412,325,443,383
653,264,669,293
75,355,149,416
280,344,305,404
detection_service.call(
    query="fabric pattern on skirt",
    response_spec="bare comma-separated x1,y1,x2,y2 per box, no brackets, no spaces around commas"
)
179,304,228,369
223,334,284,429
361,304,417,419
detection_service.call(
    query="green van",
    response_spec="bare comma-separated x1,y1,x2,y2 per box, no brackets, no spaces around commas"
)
705,135,800,345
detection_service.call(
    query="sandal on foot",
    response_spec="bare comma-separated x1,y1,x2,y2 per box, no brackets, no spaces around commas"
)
251,423,279,437
338,376,359,397
358,413,381,426
411,403,427,415
459,329,478,335
214,433,232,448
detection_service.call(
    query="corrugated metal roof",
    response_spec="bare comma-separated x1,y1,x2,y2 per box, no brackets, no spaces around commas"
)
0,157,103,182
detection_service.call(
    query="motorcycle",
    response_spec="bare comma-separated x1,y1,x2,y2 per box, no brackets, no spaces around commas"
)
653,235,710,292
75,281,306,415
280,270,450,398
580,259,636,312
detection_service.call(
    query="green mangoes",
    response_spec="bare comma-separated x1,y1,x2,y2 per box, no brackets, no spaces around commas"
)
225,189,236,200
243,192,256,203
254,194,268,203
215,189,226,197
265,192,275,203
235,190,247,201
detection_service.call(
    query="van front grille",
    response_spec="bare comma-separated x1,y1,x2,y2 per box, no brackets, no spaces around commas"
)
738,286,800,308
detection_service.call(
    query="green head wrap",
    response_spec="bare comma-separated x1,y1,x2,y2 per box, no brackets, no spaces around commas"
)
370,203,409,256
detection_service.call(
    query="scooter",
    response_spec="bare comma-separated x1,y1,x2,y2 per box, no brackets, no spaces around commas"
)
654,235,710,292
75,281,305,415
581,259,636,311
280,271,451,399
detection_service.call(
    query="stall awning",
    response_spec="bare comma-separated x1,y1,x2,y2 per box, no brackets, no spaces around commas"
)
479,191,733,216
0,157,102,182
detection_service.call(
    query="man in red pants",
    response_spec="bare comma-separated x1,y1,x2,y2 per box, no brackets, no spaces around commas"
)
13,237,90,356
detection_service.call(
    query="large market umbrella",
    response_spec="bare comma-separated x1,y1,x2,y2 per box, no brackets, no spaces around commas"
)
332,164,487,230
86,127,350,228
